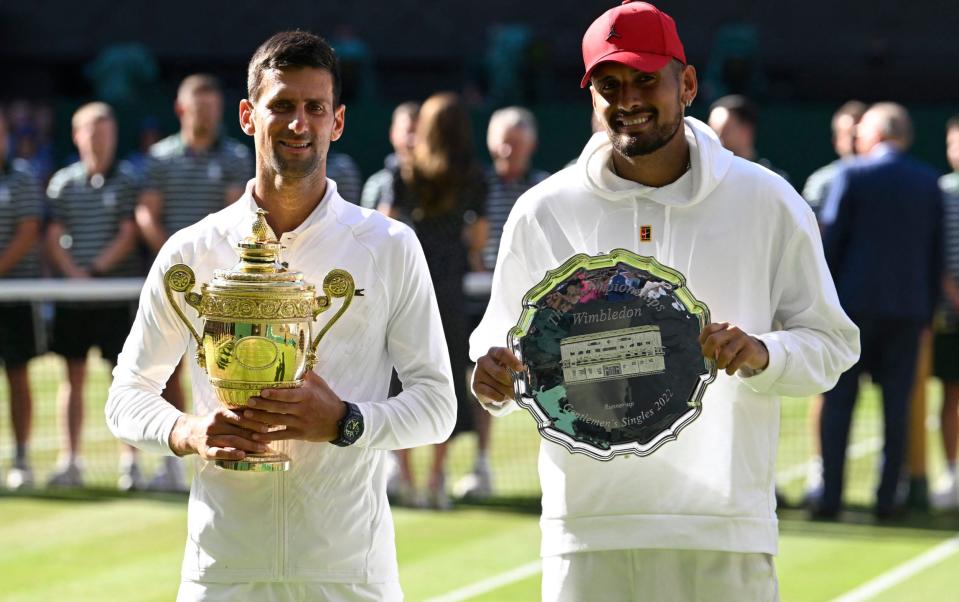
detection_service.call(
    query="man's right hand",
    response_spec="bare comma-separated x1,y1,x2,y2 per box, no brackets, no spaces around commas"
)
169,407,272,462
471,346,525,409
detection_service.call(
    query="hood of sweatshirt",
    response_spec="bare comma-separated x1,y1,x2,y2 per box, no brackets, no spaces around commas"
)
578,116,733,208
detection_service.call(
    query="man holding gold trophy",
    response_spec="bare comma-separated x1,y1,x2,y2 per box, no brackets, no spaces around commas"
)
106,32,455,601
471,2,860,600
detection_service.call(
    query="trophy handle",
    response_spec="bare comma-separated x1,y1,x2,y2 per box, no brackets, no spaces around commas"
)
163,264,204,349
307,269,355,370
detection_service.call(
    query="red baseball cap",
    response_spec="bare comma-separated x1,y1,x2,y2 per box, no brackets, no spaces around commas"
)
581,1,686,88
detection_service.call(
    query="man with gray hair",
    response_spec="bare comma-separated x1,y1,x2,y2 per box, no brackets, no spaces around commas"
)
818,102,944,520
480,107,549,271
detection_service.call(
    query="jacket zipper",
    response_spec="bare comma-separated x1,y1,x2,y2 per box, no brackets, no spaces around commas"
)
275,441,287,580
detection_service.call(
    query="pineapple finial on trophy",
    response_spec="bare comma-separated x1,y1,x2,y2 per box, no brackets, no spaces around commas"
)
250,208,277,244
236,208,283,273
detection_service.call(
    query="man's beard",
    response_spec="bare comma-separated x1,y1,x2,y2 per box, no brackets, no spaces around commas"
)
608,109,684,157
271,143,321,179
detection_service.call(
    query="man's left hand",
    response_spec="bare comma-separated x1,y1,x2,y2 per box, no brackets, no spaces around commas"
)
243,371,348,443
699,322,769,376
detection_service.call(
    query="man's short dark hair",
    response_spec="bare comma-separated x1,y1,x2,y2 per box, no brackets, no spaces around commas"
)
247,31,341,105
709,95,758,129
947,114,959,132
669,58,685,82
179,74,221,100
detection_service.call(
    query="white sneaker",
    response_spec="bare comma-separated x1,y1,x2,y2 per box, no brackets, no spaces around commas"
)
385,454,405,496
931,474,959,510
47,463,84,488
387,477,423,507
147,458,188,492
117,463,144,492
428,474,452,511
802,458,824,507
453,466,494,499
6,465,35,490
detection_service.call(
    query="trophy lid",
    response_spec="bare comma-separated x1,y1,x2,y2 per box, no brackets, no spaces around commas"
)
209,209,308,288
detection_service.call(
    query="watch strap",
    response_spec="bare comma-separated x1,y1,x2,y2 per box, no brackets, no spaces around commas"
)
331,401,364,447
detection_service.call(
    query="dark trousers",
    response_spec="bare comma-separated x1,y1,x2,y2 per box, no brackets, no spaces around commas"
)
820,316,924,513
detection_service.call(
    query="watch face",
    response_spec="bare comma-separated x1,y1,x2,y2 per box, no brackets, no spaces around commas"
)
344,418,362,439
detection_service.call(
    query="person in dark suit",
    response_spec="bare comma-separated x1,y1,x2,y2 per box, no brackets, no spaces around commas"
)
817,102,944,519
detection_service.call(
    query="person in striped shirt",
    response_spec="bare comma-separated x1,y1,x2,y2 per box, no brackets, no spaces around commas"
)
0,109,44,491
454,106,548,500
326,151,362,204
134,74,253,491
136,74,253,250
479,107,549,273
932,115,959,509
45,102,141,488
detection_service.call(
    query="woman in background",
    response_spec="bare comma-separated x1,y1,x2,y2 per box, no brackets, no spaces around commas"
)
382,92,487,509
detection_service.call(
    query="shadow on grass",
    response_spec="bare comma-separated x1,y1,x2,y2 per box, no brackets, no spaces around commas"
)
779,505,959,539
0,486,188,505
453,496,541,515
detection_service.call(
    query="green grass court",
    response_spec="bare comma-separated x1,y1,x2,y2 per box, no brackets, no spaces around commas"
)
2,495,957,601
2,354,958,600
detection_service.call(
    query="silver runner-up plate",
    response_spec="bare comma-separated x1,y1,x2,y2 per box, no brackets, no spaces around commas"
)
508,249,716,460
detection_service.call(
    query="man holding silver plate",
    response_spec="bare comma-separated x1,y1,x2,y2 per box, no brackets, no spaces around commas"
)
106,32,455,601
470,2,860,600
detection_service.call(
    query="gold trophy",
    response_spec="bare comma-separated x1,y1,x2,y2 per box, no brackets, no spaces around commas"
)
163,209,355,472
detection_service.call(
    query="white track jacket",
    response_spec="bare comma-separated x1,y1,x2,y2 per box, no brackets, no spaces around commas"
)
107,180,455,584
470,118,860,557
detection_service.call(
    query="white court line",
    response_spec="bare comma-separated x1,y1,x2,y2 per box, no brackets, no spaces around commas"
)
830,535,959,602
424,435,890,602
423,560,542,602
777,392,944,486
776,436,883,485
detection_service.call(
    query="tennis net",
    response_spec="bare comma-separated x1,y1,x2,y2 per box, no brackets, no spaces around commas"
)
0,277,915,509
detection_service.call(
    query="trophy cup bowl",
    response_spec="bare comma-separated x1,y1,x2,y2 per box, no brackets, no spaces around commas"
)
163,209,355,472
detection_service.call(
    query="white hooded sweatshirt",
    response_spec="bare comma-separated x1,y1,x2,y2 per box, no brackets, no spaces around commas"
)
469,118,860,557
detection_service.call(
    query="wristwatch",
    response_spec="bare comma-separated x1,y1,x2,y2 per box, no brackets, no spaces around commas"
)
331,401,364,447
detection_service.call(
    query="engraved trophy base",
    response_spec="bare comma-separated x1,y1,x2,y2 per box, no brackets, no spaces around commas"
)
215,449,290,472
211,378,303,408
